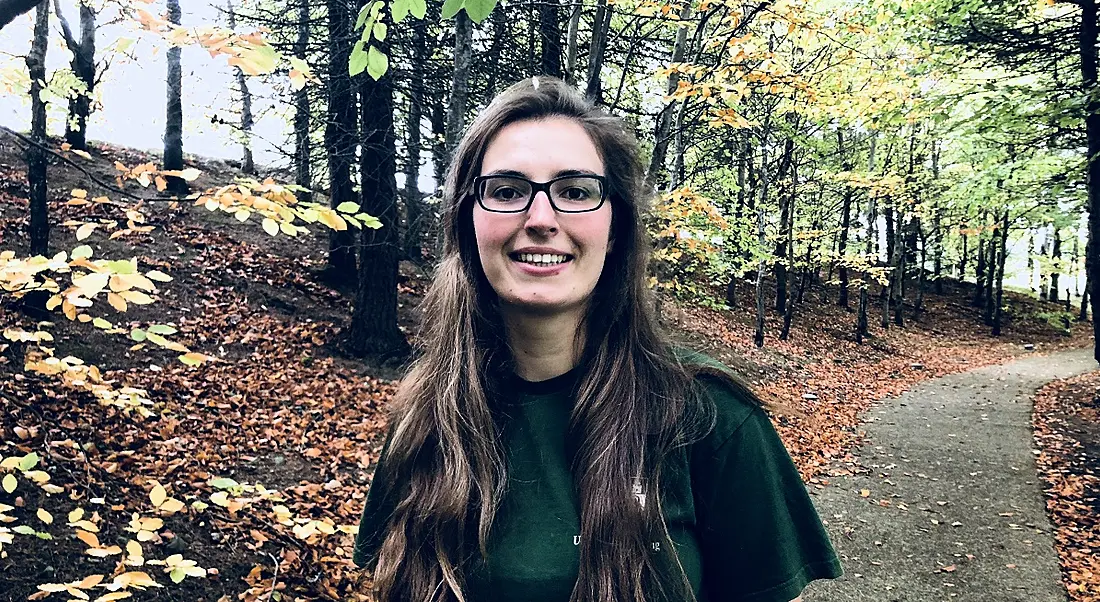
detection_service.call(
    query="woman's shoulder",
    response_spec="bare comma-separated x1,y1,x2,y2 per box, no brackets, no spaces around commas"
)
673,348,765,454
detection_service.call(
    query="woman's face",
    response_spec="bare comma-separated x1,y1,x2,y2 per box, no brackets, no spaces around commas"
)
472,117,613,317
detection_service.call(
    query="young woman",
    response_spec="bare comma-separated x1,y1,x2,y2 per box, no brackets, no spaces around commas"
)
353,77,841,602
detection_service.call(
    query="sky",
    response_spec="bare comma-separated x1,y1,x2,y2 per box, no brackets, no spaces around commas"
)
1,1,297,168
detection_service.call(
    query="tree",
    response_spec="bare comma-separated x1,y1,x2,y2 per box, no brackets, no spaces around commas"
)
325,0,359,285
227,0,256,174
163,0,187,195
26,0,49,257
293,0,311,201
52,0,96,150
538,0,562,77
0,0,42,31
347,3,409,361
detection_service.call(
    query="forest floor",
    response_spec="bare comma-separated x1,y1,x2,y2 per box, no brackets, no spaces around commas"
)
0,136,1094,601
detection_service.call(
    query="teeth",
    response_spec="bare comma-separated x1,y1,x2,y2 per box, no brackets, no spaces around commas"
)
516,253,569,265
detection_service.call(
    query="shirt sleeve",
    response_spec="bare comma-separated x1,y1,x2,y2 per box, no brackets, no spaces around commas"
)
353,433,396,569
692,387,842,601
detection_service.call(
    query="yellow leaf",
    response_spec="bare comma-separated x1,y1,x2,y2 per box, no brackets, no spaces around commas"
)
68,508,84,523
119,290,153,305
126,540,142,558
71,188,87,199
76,530,100,548
72,149,92,160
77,574,104,588
107,293,128,312
149,484,167,508
158,498,184,514
75,223,97,241
73,272,109,296
146,270,172,283
262,218,279,236
3,473,17,493
279,221,297,236
178,352,205,367
37,507,53,524
155,176,167,192
234,209,250,222
71,520,99,532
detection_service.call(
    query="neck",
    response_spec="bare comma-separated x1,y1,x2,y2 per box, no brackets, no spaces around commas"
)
500,306,585,382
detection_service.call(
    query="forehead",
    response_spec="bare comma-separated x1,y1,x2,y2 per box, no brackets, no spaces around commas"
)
480,117,605,178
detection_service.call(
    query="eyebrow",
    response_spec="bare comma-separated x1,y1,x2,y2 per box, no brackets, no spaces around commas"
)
482,169,602,178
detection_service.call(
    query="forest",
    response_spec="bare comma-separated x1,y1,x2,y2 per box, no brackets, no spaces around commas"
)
0,0,1096,600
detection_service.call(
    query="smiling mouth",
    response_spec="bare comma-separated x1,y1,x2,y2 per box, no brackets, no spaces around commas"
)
509,252,574,267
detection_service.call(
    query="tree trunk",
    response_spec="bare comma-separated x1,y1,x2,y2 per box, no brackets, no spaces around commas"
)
958,231,968,281
163,0,187,195
645,2,693,188
726,140,748,308
26,0,49,256
404,14,427,262
54,0,95,150
228,1,255,174
983,227,997,325
891,215,906,327
774,138,794,314
325,0,358,283
483,7,505,102
1080,268,1091,322
856,135,877,342
753,141,770,348
1050,228,1062,302
349,24,410,361
430,98,446,190
1,0,44,31
585,0,612,103
539,0,562,77
837,129,853,308
445,12,472,163
563,0,581,84
294,0,311,202
992,210,1010,336
973,226,987,307
1079,0,1100,364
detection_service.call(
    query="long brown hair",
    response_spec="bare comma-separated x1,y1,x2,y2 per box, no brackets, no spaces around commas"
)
370,77,745,602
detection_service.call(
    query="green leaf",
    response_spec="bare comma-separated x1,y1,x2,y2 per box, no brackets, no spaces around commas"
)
71,245,93,260
367,45,389,81
12,525,34,535
464,0,497,22
441,0,463,19
18,452,39,472
357,213,383,229
208,477,239,490
36,531,53,540
130,328,147,342
147,332,170,348
369,0,383,17
106,259,137,275
148,324,178,336
170,568,186,584
349,40,368,77
92,317,112,330
409,0,426,19
392,0,409,22
373,22,388,41
354,3,371,29
336,201,361,213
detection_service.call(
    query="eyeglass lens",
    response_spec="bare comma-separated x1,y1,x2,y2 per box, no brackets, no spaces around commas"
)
479,176,604,213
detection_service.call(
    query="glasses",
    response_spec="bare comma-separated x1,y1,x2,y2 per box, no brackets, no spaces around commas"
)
473,174,609,213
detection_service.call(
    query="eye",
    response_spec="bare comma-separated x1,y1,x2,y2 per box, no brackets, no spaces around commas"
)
490,185,525,201
560,186,591,201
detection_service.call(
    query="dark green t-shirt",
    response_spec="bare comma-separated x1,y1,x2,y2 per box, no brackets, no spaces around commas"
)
353,363,841,601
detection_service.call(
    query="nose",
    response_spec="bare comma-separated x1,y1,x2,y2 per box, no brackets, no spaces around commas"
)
523,190,559,235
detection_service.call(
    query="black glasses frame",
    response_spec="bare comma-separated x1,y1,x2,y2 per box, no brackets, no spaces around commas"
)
473,174,610,214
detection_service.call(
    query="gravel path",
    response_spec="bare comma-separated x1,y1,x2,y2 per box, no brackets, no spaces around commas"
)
801,348,1096,602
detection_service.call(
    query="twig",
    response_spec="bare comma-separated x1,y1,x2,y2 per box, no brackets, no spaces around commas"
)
0,125,182,204
267,551,282,601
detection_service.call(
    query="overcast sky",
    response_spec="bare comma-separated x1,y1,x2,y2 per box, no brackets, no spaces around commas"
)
0,0,293,168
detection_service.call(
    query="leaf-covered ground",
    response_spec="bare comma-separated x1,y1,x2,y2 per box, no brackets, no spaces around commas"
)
1033,371,1100,602
0,138,1092,601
